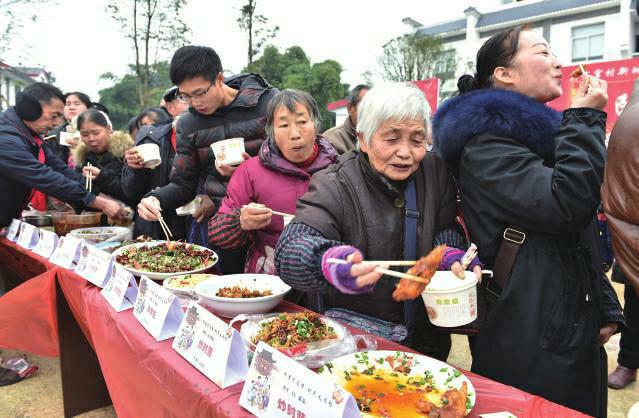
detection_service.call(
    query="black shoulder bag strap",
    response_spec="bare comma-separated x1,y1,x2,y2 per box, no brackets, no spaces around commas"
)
485,226,526,299
403,179,419,341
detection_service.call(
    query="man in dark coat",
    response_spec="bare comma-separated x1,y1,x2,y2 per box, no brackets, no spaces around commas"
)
137,45,278,273
122,120,187,240
0,82,126,228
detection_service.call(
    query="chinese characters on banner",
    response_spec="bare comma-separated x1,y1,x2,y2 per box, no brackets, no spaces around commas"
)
547,57,639,134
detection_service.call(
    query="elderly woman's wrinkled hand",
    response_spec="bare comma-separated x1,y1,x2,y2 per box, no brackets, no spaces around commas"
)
347,252,386,288
240,204,272,230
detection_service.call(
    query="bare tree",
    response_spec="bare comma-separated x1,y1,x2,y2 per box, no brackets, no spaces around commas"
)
106,0,190,107
0,0,56,57
378,33,457,83
237,0,279,65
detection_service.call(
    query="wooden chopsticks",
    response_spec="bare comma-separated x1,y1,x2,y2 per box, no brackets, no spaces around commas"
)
157,214,173,243
326,258,427,284
85,162,93,192
242,204,294,218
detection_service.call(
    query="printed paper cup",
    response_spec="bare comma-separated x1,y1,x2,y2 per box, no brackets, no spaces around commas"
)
210,138,245,166
136,143,161,168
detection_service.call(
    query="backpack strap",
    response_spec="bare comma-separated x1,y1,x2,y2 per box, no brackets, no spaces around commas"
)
403,179,419,338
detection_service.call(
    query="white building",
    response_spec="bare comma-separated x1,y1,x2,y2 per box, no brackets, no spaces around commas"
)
404,0,639,96
0,61,54,111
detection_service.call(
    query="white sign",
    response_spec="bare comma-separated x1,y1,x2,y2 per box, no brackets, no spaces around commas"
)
75,243,114,287
133,276,184,341
6,219,21,242
16,222,39,249
239,342,360,418
33,229,59,259
49,236,83,269
173,301,248,388
101,264,138,312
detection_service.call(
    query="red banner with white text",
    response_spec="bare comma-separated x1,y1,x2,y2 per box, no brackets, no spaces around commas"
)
548,57,639,134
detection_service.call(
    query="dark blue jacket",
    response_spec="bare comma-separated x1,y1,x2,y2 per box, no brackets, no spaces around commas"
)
0,108,95,227
121,121,187,240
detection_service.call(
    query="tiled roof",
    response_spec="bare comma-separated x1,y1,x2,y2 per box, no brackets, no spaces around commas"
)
417,0,618,36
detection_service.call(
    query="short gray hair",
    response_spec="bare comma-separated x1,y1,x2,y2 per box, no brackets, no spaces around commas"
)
265,89,321,137
356,83,431,147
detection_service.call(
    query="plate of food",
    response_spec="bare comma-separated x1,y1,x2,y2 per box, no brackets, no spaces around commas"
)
113,240,218,280
195,274,291,318
317,350,475,417
162,273,217,298
239,311,347,357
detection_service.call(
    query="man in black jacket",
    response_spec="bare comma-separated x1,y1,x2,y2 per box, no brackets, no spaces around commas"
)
0,83,126,228
137,45,277,273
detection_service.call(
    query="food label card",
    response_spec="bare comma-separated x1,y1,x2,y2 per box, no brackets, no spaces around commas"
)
49,236,83,269
6,219,21,242
239,342,360,418
33,229,59,259
133,276,184,341
75,243,114,287
16,222,39,249
101,264,138,312
173,301,248,388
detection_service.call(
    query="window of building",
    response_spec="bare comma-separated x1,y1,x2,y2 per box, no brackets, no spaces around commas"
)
634,21,639,54
433,50,456,79
572,23,605,62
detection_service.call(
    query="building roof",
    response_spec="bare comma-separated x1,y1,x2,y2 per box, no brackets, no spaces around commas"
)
417,0,618,36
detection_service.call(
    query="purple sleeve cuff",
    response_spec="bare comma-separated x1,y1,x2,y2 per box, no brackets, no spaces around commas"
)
440,247,483,271
321,245,374,295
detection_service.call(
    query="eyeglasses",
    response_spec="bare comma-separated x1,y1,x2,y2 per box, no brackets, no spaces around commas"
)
176,81,214,104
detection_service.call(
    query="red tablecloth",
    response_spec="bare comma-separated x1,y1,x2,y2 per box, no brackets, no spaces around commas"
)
0,238,589,418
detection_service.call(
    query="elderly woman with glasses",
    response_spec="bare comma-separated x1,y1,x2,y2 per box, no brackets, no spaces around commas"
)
208,89,338,275
275,84,480,359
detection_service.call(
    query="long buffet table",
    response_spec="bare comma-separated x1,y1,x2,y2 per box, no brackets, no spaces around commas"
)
0,238,589,418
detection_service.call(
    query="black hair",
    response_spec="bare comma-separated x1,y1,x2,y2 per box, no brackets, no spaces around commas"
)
22,82,64,104
457,26,524,95
91,102,110,115
347,84,371,107
265,89,321,137
136,107,171,128
63,91,92,109
128,116,139,136
169,45,223,85
77,108,111,130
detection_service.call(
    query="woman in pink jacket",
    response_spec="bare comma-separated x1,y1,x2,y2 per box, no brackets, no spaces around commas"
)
208,89,338,274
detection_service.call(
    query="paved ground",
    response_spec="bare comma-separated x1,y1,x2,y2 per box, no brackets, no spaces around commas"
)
1,283,637,417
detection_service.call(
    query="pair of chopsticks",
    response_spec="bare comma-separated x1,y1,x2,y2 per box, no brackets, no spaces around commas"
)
242,204,294,218
85,162,93,192
157,215,173,243
326,258,428,284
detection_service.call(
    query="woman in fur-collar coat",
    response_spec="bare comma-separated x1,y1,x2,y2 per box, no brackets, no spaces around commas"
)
433,27,623,416
74,109,133,205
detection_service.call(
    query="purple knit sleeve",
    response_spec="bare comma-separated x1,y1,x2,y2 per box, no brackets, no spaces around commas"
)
320,245,375,295
440,247,483,271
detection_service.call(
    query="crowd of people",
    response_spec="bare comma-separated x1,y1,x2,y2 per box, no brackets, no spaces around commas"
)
1,25,638,416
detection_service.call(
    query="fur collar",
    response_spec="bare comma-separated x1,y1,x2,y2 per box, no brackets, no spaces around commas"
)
73,130,133,166
432,88,563,165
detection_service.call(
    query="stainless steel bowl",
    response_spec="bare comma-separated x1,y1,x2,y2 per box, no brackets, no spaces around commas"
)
21,214,53,227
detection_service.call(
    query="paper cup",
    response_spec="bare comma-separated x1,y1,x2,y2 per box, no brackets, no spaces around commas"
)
176,197,203,216
60,131,79,147
136,143,161,168
421,271,478,327
210,138,245,166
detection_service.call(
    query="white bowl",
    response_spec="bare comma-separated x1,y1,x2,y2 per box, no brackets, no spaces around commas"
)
70,226,131,244
195,274,290,318
162,273,217,298
112,240,218,280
